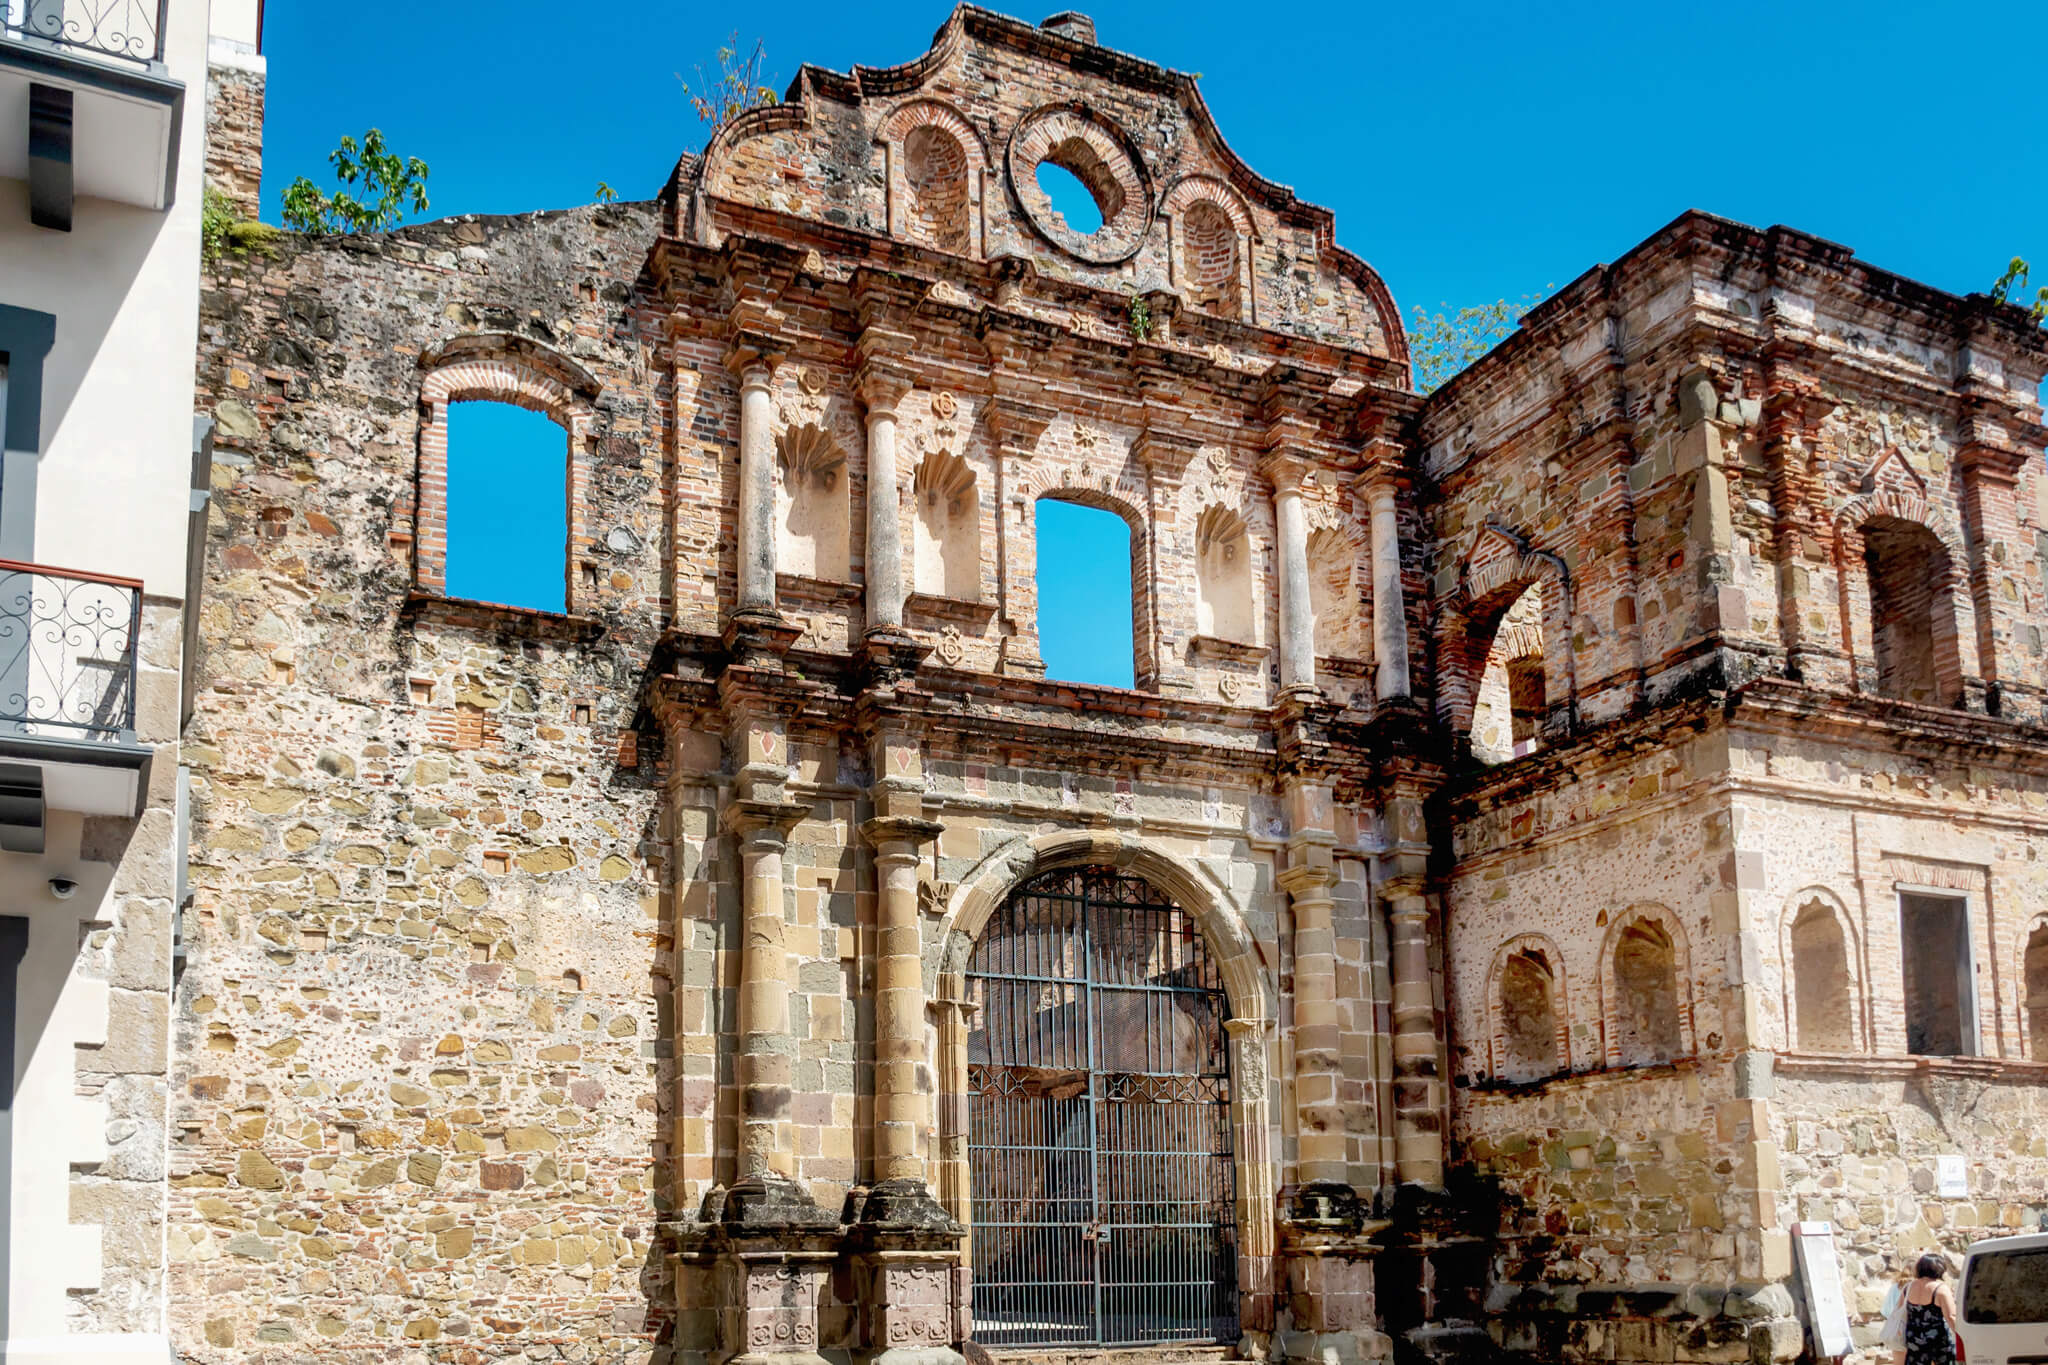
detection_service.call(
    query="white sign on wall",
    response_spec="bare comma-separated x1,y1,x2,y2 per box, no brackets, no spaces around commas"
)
1937,1155,1968,1198
1792,1221,1854,1359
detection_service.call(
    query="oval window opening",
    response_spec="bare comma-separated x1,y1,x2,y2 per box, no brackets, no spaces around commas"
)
1036,160,1104,235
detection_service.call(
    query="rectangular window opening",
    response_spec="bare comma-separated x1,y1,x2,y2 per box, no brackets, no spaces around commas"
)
1899,891,1974,1057
446,401,568,612
1034,498,1134,690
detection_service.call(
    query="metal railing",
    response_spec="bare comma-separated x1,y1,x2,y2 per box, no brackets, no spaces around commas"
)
0,560,141,744
1,0,167,66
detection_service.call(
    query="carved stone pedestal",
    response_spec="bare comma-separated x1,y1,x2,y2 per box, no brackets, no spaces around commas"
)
1276,1184,1393,1365
850,1178,967,1365
682,1175,843,1365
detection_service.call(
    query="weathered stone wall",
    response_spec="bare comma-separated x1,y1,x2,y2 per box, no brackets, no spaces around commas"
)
693,11,1399,355
177,202,673,1361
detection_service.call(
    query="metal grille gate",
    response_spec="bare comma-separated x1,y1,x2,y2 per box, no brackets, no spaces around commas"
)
966,866,1238,1348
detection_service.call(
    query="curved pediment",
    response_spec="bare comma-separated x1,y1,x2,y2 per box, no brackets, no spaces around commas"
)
687,4,1404,363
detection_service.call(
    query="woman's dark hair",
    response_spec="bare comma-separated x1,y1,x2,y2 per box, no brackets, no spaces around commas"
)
1916,1253,1950,1280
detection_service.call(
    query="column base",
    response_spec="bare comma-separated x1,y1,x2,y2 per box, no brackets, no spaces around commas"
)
852,1178,967,1365
723,608,804,665
1277,1184,1392,1365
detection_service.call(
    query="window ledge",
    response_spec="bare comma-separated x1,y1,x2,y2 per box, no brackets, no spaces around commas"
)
1774,1050,2048,1080
1186,634,1269,666
403,592,606,642
776,573,862,608
905,592,995,626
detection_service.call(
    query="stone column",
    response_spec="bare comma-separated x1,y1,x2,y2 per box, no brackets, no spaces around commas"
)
862,386,909,634
1382,873,1442,1188
1280,847,1344,1191
733,353,781,618
725,797,811,1187
853,731,964,1365
1367,481,1410,701
1263,454,1316,691
861,814,944,1186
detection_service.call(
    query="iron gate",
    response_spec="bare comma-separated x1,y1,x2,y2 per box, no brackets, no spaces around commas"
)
966,866,1238,1348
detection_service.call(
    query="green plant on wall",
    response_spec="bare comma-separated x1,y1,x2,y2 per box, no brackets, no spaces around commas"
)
200,185,280,264
1992,257,2048,323
280,128,431,235
1128,291,1153,342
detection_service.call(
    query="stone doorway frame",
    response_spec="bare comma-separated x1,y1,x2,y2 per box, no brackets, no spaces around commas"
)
933,831,1280,1340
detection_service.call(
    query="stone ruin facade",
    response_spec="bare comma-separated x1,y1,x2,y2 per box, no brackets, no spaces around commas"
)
176,6,2048,1365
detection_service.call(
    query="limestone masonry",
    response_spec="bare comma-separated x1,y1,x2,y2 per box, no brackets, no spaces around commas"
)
178,7,2048,1365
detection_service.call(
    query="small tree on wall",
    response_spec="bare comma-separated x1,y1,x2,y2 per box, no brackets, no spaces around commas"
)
280,128,431,235
1408,290,1550,396
678,34,779,140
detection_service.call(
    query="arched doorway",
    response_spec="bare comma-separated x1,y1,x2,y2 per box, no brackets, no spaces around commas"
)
966,865,1238,1348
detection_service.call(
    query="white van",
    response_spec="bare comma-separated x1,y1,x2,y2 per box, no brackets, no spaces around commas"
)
1960,1232,2048,1365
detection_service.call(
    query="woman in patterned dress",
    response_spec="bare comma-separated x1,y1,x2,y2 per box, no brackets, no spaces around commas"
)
1899,1252,1961,1365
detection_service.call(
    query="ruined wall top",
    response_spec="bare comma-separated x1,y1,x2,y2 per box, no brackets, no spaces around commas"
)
670,5,1405,364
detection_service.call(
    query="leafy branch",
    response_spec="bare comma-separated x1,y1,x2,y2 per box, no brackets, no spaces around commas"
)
281,128,430,235
1128,291,1153,342
678,34,779,141
1407,289,1550,395
1991,257,2048,324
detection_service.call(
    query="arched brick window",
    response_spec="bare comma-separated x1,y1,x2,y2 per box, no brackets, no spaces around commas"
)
414,336,600,614
1786,895,1858,1052
904,125,971,253
1469,582,1545,765
1180,201,1241,319
1164,176,1254,323
1601,905,1693,1069
1490,936,1567,1083
882,100,988,258
1860,515,1961,704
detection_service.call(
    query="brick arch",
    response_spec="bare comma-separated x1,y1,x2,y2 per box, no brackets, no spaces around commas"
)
1164,176,1254,322
1832,496,1972,705
880,98,991,169
1778,887,1864,1053
1162,174,1255,237
1597,903,1696,1068
1435,523,1576,747
412,338,600,608
881,99,990,257
1485,933,1570,1082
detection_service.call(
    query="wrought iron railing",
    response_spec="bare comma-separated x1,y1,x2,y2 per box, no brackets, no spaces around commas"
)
1,0,167,66
0,560,141,743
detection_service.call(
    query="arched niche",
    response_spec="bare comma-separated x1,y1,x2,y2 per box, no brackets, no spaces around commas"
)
912,449,979,601
776,422,850,581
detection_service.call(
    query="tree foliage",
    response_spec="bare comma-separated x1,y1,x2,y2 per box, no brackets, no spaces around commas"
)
1991,257,2048,323
1407,290,1549,396
678,35,778,140
281,128,430,235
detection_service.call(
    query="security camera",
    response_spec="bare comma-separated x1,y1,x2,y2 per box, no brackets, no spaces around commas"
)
48,877,77,900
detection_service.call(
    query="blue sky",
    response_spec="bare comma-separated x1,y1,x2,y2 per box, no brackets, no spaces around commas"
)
259,0,2048,675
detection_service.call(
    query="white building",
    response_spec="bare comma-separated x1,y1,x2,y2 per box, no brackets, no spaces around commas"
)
0,0,255,1357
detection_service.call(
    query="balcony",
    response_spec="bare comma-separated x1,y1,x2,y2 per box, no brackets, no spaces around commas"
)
0,0,184,229
4,0,165,65
0,561,150,845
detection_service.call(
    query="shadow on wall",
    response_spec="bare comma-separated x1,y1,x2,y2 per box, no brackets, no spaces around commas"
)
0,180,173,470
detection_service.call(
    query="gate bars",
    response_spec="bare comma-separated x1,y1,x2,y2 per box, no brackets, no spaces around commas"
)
965,866,1239,1348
